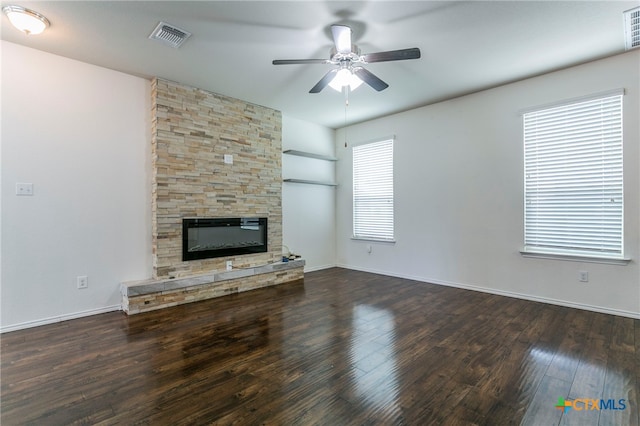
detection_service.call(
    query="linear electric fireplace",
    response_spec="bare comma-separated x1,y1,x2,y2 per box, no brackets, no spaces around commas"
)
182,218,268,261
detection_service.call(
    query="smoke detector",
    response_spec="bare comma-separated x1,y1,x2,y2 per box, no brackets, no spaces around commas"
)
623,7,640,50
149,21,191,48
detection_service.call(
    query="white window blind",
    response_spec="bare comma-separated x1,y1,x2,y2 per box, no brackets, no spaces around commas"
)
523,93,624,259
353,139,394,241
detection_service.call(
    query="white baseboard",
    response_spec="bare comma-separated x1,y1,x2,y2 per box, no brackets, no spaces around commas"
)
336,263,640,320
1,305,122,333
304,263,338,273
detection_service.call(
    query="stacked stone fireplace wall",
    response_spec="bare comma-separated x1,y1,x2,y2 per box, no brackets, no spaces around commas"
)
151,78,282,279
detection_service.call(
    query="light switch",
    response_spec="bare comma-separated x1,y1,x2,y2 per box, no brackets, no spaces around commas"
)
224,154,233,164
16,183,33,196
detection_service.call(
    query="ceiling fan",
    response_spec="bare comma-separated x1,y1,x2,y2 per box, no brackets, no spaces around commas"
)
272,25,421,93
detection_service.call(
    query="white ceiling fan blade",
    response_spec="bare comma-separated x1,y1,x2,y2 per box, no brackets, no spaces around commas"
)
309,69,339,93
331,25,352,54
353,68,389,91
273,59,330,65
363,48,421,63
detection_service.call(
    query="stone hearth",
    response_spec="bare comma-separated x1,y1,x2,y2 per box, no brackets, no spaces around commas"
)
121,259,304,314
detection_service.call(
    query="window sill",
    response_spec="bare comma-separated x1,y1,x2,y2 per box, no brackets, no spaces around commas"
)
351,237,396,244
520,250,631,266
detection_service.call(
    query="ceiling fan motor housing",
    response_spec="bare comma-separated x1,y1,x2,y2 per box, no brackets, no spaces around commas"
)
329,45,362,63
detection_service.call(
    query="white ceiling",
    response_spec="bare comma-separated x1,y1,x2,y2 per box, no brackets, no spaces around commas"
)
2,1,638,128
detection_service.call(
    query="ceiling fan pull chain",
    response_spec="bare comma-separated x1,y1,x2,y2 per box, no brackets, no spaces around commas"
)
344,88,349,147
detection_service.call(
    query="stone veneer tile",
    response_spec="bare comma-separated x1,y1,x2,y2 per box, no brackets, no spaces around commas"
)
151,78,283,279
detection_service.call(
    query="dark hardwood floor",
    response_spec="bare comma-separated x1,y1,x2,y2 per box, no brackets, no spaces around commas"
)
1,268,638,425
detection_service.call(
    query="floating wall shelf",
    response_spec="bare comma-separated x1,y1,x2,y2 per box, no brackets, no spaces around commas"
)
283,179,337,187
282,149,337,187
283,149,337,161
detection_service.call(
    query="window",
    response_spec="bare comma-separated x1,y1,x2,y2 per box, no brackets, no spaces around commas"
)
353,139,394,241
523,91,625,261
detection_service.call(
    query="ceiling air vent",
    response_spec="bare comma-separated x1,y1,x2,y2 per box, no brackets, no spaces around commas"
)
149,21,191,48
624,7,640,50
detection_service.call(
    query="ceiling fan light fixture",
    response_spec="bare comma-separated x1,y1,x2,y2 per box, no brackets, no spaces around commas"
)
2,5,50,35
329,68,363,92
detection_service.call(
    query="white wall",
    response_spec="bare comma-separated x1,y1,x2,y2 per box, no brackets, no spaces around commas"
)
282,115,336,271
336,51,640,318
1,42,152,331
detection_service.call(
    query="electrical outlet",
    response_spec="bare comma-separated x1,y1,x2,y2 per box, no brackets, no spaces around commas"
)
579,271,589,283
226,261,233,271
77,275,88,289
16,183,33,196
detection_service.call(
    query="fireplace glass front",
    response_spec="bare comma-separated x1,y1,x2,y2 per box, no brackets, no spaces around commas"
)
182,217,267,261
